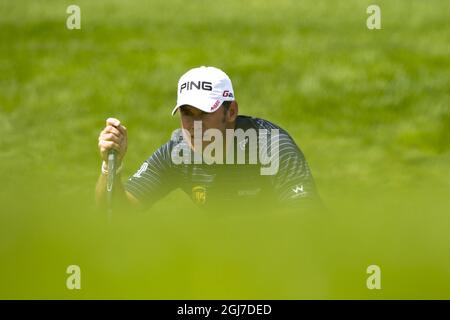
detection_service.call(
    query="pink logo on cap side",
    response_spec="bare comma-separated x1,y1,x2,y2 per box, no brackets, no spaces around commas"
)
211,100,221,111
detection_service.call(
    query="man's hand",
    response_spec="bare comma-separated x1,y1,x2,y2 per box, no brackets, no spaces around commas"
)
98,118,128,165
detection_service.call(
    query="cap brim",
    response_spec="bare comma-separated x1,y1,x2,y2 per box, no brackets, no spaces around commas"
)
171,104,181,116
171,97,225,116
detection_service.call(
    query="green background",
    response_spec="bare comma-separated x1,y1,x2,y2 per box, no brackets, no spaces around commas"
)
0,0,449,299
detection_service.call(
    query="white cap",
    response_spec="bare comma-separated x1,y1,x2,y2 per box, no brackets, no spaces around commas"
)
171,66,235,116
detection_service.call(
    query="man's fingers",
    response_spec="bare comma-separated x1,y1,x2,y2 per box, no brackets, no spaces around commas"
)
104,125,121,136
99,118,127,160
105,118,127,136
106,117,120,127
100,129,122,141
100,133,121,144
99,140,121,153
116,124,127,136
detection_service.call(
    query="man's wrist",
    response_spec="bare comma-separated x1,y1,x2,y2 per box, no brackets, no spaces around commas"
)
101,160,123,175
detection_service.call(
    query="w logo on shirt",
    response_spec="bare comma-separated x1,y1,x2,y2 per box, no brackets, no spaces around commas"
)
292,185,306,198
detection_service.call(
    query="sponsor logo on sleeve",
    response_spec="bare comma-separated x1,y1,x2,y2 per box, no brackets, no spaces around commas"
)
192,185,207,205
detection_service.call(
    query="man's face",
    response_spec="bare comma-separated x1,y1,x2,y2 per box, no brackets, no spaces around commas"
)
179,105,228,151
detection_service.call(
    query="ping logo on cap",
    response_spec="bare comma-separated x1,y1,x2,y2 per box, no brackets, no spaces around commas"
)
180,81,213,93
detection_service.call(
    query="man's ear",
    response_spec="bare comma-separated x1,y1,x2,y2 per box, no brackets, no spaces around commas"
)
227,101,239,122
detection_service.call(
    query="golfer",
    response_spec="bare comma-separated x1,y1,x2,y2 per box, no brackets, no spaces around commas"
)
96,66,319,209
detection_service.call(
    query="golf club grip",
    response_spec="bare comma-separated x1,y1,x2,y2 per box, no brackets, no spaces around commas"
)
106,150,116,193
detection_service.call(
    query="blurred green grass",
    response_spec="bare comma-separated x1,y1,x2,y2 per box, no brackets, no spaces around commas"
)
0,0,449,299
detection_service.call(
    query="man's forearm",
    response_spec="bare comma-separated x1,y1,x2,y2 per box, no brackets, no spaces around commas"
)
95,172,129,208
